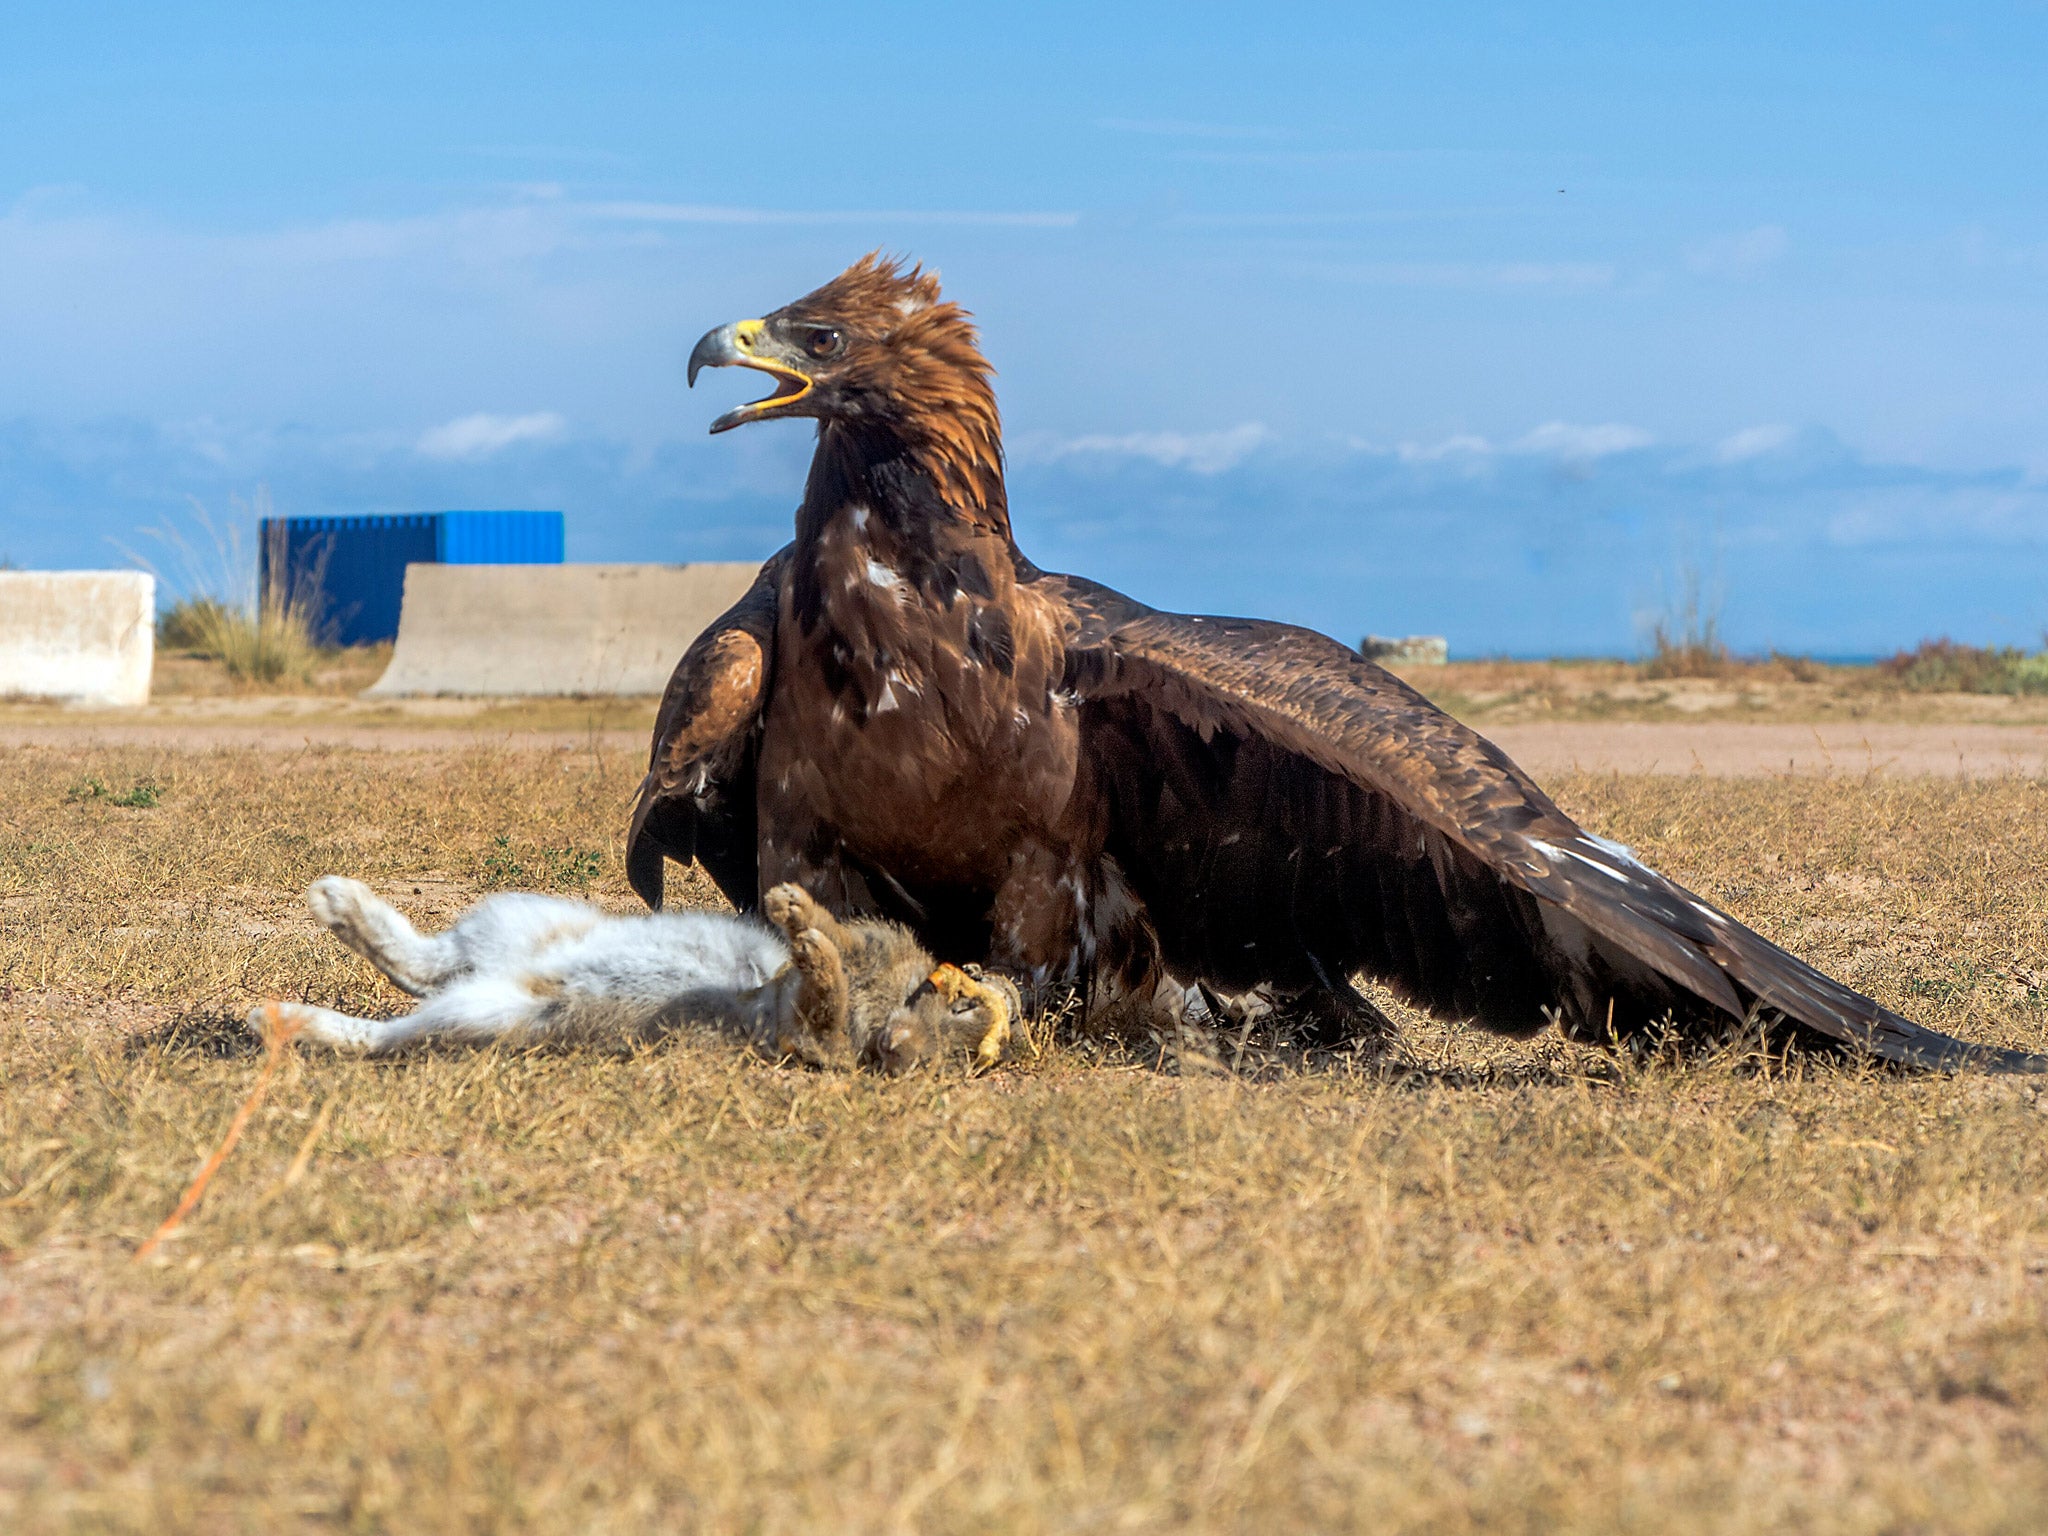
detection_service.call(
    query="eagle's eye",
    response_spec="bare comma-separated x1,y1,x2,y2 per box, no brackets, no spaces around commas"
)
802,327,843,361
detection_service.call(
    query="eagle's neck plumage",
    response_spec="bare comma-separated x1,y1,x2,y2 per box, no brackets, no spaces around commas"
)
809,419,1006,536
790,421,1019,634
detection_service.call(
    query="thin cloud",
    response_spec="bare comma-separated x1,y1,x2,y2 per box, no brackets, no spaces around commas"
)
584,201,1080,228
417,411,565,461
1096,117,1287,141
1396,433,1494,463
1717,424,1795,462
1513,422,1653,459
1028,423,1271,474
1685,224,1788,277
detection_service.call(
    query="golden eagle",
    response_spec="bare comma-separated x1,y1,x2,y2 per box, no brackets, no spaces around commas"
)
627,255,2040,1072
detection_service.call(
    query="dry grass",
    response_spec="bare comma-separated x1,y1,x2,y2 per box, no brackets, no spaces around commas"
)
1402,657,2048,727
5,746,2048,1532
150,646,395,701
155,587,328,688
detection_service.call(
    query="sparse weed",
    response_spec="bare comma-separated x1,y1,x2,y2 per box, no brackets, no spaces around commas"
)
64,774,109,802
65,775,160,808
477,834,607,890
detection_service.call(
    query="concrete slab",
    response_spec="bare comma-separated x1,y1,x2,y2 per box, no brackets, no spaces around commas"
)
0,571,154,706
365,561,765,697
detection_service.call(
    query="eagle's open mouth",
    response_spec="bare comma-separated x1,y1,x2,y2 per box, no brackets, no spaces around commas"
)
689,319,818,433
743,364,812,411
705,360,812,433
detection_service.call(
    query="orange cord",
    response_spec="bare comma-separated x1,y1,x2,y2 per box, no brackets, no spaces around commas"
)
134,1001,304,1262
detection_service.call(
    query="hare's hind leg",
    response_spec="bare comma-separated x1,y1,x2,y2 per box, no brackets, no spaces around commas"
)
768,926,851,1068
307,877,462,996
252,1000,405,1052
254,975,542,1054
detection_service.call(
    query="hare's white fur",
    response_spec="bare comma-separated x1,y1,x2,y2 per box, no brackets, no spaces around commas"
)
259,876,790,1052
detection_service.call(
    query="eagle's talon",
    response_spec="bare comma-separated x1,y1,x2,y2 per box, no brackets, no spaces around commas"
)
973,1016,1009,1070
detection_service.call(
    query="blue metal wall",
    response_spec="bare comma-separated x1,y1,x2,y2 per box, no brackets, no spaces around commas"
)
435,510,566,565
260,511,564,646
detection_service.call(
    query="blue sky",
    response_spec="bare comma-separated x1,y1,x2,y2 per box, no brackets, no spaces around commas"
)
3,2,2045,654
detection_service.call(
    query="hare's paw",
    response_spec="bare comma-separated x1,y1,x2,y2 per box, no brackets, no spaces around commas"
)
762,882,828,938
786,926,841,986
247,1000,379,1052
306,876,380,935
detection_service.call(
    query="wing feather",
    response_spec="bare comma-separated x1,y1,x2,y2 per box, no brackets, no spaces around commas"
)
1048,572,2042,1072
626,548,788,910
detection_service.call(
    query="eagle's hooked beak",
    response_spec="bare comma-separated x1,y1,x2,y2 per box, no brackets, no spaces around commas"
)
688,319,815,434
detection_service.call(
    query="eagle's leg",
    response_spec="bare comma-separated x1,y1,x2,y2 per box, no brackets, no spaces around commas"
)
974,844,1175,1032
983,841,1096,1002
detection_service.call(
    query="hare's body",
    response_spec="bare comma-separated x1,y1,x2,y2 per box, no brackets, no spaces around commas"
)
257,877,1020,1072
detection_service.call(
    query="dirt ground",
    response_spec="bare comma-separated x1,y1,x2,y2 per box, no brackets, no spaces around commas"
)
3,742,2048,1531
6,717,2046,779
10,650,2048,777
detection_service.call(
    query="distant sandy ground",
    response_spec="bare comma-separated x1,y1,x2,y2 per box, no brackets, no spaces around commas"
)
1485,721,2048,778
3,718,2046,777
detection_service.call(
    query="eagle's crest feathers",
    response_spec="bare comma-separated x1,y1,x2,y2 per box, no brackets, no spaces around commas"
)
781,253,1005,530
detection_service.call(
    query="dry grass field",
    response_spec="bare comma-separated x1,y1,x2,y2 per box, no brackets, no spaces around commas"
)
4,743,2048,1532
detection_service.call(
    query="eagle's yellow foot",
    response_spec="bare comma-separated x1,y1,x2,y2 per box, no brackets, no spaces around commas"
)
934,964,1026,1071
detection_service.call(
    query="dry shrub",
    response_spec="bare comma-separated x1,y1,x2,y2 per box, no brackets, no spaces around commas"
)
1880,638,2048,695
161,586,326,685
1638,563,1731,680
4,746,2048,1532
1765,648,1828,683
130,490,329,686
155,596,235,652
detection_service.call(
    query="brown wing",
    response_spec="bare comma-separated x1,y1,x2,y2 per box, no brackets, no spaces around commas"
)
1047,572,2043,1073
626,547,788,911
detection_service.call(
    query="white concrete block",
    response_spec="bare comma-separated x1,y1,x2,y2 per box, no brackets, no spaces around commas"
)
0,571,155,706
365,562,764,697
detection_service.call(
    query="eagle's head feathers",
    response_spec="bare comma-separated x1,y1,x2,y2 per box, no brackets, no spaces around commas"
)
688,253,1004,522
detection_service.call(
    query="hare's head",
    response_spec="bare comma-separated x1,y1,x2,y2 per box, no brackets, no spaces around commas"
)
867,963,1025,1076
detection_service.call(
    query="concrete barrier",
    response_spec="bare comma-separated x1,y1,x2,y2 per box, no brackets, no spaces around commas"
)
365,562,764,697
0,571,154,706
1361,634,1449,666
